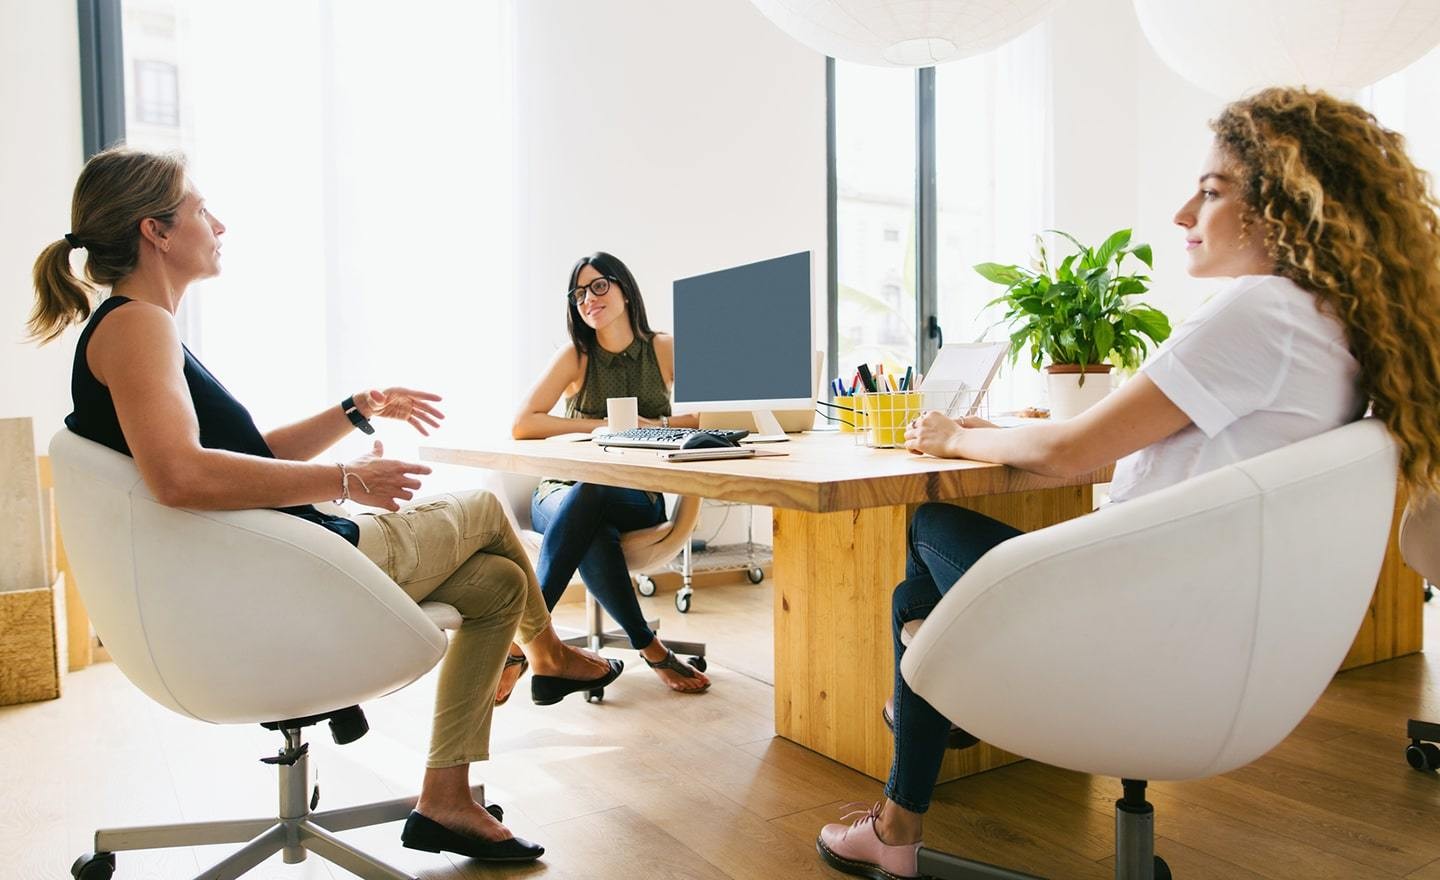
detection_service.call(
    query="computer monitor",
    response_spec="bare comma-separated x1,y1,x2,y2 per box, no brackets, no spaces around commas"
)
672,251,814,439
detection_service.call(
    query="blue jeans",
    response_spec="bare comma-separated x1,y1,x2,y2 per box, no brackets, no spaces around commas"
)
885,502,1023,814
531,483,667,650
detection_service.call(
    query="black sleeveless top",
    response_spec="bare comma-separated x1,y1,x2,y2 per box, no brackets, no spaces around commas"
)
65,296,359,545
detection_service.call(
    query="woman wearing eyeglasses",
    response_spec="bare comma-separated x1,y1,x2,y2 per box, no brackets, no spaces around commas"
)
507,251,712,700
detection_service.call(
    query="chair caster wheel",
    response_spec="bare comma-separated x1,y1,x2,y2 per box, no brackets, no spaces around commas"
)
1152,855,1171,880
72,852,115,880
1406,740,1440,771
675,591,691,613
485,802,504,822
586,687,605,703
636,575,657,597
747,567,764,584
688,656,707,673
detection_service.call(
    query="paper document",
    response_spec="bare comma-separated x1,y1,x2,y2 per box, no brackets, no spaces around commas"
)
919,342,1009,417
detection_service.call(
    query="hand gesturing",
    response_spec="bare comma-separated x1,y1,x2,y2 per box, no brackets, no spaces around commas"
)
353,387,445,436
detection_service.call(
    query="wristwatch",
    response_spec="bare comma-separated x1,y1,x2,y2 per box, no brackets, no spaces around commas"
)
341,395,376,435
660,415,670,429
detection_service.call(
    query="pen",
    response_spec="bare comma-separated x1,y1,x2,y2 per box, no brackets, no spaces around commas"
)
902,366,913,391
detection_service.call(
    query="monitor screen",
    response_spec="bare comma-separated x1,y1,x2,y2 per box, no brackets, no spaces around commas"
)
672,251,813,408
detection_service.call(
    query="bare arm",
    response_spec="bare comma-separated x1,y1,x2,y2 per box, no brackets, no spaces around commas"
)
91,303,428,511
650,333,700,429
903,373,1192,478
513,346,606,438
265,387,445,461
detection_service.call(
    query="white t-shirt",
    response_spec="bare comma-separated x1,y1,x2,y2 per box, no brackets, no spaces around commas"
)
1108,274,1364,503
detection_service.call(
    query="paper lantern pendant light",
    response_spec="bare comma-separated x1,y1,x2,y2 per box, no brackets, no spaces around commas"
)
1133,0,1440,99
748,0,1067,68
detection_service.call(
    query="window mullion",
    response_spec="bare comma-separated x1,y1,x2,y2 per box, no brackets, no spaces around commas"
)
916,66,938,373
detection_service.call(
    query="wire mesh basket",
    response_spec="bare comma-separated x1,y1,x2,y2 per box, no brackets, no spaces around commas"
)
851,388,990,448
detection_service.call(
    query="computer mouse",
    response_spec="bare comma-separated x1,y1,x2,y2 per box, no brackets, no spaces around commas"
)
681,432,738,450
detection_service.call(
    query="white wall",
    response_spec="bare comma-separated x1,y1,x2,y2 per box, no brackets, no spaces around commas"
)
510,0,827,385
1049,0,1223,329
0,0,84,449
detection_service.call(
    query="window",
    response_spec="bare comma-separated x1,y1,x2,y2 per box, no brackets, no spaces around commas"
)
132,60,178,126
827,28,1050,411
832,61,916,380
98,0,517,456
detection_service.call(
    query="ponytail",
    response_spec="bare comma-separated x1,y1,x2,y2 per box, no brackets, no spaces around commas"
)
28,238,97,343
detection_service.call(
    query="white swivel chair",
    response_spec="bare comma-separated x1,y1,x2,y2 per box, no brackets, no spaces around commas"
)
900,419,1398,880
1397,494,1440,771
488,472,706,695
50,431,482,880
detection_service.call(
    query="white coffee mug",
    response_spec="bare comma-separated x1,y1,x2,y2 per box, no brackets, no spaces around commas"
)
606,396,639,433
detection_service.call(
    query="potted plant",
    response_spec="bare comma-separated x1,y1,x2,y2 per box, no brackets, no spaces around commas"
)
975,228,1172,419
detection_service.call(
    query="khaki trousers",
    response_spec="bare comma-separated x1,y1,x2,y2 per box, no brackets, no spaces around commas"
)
354,490,552,768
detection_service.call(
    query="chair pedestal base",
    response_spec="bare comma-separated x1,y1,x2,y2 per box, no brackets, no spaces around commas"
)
918,779,1169,880
556,593,706,658
79,729,486,880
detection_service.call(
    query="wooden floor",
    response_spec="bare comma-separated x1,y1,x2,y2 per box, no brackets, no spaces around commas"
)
1,578,1436,880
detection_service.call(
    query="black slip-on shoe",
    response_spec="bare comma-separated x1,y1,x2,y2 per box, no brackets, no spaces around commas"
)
400,811,544,862
530,657,624,706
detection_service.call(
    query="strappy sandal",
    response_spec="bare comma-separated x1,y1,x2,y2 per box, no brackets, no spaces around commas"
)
494,652,529,706
644,649,710,694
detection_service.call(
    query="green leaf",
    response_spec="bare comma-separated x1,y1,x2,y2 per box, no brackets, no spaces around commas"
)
1127,242,1154,269
1093,228,1132,268
1093,321,1114,361
974,262,1024,285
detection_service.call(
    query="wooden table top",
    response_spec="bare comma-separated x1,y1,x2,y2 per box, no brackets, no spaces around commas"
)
422,431,1111,513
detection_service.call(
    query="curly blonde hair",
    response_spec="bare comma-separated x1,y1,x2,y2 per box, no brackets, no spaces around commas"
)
1212,87,1440,494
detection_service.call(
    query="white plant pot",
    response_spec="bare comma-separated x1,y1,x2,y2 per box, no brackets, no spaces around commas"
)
1045,365,1113,420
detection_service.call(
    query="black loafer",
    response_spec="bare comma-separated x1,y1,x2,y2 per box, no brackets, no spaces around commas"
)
400,811,544,862
531,658,624,706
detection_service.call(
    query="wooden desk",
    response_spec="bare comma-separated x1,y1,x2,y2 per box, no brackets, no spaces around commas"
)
424,432,1110,782
425,433,1423,781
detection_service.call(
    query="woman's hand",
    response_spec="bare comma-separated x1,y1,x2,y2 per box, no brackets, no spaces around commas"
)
904,411,967,458
353,387,445,436
343,440,431,511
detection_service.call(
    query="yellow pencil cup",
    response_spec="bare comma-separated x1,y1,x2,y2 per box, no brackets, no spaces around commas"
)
856,391,923,448
836,395,860,433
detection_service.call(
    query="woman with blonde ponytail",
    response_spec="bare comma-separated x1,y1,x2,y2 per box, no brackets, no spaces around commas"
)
816,87,1440,880
32,147,619,864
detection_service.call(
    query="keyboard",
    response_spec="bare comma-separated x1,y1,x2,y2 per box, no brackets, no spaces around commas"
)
593,427,750,449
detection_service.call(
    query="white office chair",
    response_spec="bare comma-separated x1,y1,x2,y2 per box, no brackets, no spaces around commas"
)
50,431,480,880
900,419,1398,880
1397,494,1440,771
486,471,706,687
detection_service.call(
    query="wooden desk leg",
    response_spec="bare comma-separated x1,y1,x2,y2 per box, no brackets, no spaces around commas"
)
772,486,1094,783
1340,490,1423,671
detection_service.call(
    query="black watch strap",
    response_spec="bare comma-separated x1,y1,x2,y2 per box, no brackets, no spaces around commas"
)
342,395,376,435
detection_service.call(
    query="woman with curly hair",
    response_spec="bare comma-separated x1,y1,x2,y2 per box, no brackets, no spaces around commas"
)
816,86,1440,880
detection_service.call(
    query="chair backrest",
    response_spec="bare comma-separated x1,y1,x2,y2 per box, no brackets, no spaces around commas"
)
902,419,1398,781
48,430,448,725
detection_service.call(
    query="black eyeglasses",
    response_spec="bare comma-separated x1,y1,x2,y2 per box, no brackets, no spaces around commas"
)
568,276,617,307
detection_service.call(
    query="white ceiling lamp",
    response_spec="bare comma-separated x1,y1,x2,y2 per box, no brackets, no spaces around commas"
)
748,0,1067,68
1133,0,1440,99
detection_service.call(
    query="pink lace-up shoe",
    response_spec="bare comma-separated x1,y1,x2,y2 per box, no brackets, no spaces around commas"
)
816,802,922,880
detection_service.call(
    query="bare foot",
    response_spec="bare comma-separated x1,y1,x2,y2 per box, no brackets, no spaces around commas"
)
415,799,512,843
640,641,710,693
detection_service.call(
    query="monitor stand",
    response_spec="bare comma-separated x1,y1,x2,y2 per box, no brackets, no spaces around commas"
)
742,410,790,443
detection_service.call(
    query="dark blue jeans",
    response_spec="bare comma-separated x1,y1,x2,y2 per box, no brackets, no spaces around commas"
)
531,483,667,650
885,502,1023,814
